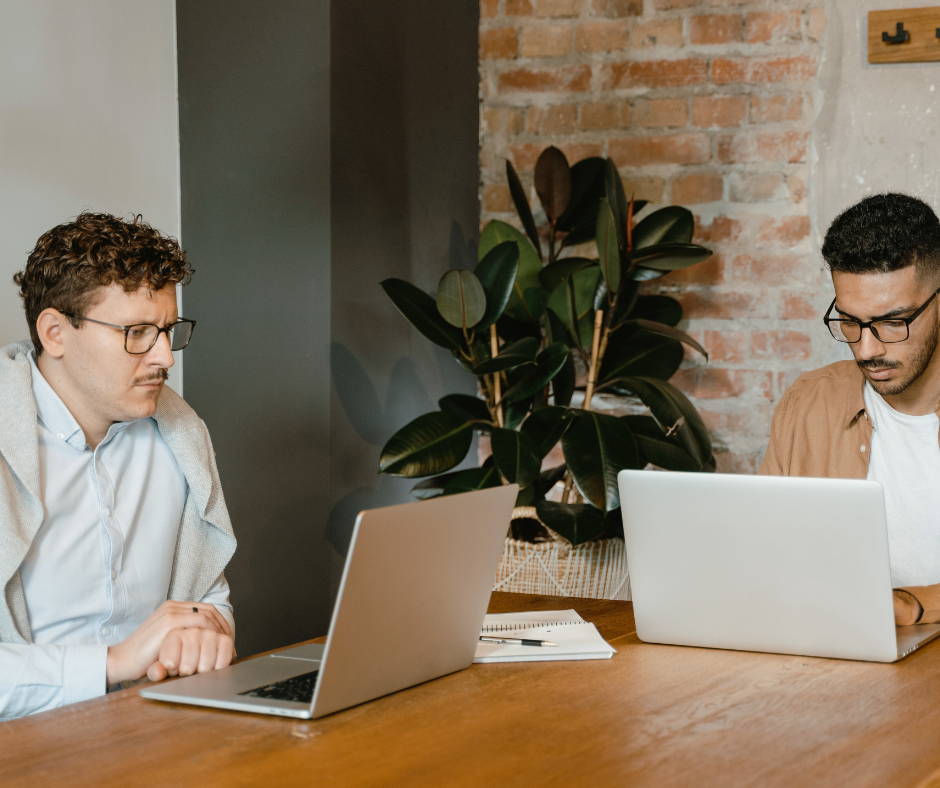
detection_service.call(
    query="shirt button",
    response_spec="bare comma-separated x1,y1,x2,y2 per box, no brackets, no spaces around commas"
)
56,433,64,440
860,445,867,453
111,570,117,581
101,627,111,636
104,507,112,517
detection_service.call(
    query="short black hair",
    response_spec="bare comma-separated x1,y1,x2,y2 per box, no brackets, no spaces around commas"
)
822,193,940,280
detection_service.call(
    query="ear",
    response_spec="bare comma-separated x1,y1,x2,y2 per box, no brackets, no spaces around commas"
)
35,309,69,359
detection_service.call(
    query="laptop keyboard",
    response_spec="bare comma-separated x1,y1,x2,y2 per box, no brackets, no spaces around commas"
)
238,669,320,704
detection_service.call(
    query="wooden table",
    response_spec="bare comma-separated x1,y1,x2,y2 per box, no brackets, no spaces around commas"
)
4,592,940,788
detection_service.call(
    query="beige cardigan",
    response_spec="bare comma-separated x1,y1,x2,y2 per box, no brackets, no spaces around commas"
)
0,340,237,644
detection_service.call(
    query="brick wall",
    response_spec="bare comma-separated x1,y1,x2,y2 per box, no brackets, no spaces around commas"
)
479,0,834,473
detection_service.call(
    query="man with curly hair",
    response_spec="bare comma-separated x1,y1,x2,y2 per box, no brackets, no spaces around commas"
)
761,193,940,628
0,212,236,720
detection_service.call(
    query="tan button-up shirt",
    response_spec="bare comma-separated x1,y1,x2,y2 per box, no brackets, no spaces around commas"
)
758,359,940,621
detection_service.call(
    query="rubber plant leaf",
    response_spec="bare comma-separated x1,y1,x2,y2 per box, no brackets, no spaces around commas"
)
561,410,641,512
596,198,621,295
552,353,575,407
534,146,572,227
630,294,682,327
379,411,473,477
534,500,607,546
502,341,570,403
520,406,574,459
472,336,539,375
491,427,542,488
380,278,464,351
603,158,629,256
538,257,596,293
632,206,695,249
438,394,493,424
506,160,541,255
621,415,703,472
598,328,684,383
440,466,502,497
556,157,604,231
629,318,707,360
630,243,712,272
436,269,486,330
479,220,542,323
473,241,519,331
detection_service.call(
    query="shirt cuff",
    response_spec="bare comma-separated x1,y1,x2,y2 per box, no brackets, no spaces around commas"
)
62,645,108,706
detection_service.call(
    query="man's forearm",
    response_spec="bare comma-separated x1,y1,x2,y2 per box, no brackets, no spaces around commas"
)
899,585,940,623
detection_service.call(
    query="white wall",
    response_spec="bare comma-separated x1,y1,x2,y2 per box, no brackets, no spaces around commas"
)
0,0,183,392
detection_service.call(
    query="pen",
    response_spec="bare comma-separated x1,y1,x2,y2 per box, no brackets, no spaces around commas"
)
479,635,557,647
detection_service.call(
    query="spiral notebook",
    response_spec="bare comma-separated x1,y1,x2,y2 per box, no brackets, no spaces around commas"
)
473,609,616,663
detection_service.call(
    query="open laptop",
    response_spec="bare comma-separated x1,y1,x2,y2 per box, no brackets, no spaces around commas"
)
141,484,518,718
617,470,940,663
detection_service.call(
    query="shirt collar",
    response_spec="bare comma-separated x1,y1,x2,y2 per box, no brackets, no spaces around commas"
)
841,363,940,426
28,351,132,451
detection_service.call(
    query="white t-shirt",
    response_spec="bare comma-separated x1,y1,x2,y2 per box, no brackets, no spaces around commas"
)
864,382,940,587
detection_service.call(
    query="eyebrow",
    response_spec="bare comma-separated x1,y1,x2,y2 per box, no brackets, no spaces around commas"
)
834,304,918,321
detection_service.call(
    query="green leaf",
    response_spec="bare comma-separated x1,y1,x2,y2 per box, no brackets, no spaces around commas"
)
599,328,684,383
491,427,542,488
621,415,703,472
604,158,629,256
479,220,543,322
472,337,539,375
514,484,539,507
504,397,532,430
502,342,570,403
439,394,492,424
379,411,473,477
437,270,487,330
441,466,502,496
538,257,596,293
631,295,682,327
381,279,464,350
506,160,541,256
553,353,575,407
629,243,712,273
561,411,641,511
616,377,711,468
632,206,695,249
547,267,602,343
522,287,549,322
557,157,606,232
596,198,621,295
534,146,571,226
630,318,707,360
411,468,469,499
538,464,567,495
474,241,519,331
535,500,606,546
520,406,573,458
560,223,600,249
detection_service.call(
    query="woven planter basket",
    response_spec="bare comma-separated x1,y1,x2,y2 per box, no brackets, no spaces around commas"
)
492,506,631,601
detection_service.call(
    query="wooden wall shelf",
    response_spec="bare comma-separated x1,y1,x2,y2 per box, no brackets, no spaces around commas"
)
869,6,940,63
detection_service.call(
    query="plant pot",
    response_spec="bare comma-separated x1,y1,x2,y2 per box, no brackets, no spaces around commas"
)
493,507,631,600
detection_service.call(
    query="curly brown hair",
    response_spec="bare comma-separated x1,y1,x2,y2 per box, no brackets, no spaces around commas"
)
14,212,194,354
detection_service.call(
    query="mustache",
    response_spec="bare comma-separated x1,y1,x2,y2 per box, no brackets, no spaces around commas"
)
856,359,902,372
132,368,169,385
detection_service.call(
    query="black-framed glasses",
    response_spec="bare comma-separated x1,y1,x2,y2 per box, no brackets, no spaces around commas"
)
823,287,940,344
63,314,196,354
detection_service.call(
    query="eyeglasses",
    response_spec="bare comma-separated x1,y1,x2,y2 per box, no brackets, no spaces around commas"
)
63,314,196,354
823,287,940,344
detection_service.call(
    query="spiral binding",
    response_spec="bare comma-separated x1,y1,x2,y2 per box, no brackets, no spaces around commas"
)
481,621,588,633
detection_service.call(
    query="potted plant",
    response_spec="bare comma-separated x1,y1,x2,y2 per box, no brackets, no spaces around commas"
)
377,147,715,599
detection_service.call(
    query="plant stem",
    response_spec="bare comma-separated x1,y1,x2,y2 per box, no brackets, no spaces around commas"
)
490,324,504,427
583,309,604,413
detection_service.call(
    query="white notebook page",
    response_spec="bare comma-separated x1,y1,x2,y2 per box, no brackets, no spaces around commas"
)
474,609,615,663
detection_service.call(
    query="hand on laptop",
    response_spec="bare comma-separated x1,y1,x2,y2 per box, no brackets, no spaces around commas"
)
106,601,234,685
893,590,924,626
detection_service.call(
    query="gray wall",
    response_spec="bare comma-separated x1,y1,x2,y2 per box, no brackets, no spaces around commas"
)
177,0,333,656
178,0,479,655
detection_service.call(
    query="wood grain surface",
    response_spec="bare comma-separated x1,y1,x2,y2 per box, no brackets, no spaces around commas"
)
3,591,940,787
869,7,940,64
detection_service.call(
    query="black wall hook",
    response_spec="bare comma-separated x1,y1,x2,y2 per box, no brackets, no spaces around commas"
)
883,22,910,44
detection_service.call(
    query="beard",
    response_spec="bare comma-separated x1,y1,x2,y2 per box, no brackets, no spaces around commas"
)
857,319,939,396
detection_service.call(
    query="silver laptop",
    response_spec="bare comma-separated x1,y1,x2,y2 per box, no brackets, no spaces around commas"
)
618,470,940,663
141,485,518,718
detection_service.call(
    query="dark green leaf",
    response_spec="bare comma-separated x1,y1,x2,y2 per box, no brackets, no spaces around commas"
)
491,427,542,488
514,484,539,507
506,160,541,255
473,337,539,375
474,241,519,331
538,257,596,293
629,242,712,272
553,353,575,407
538,464,567,495
379,411,473,477
441,466,502,496
557,157,606,232
381,279,464,350
560,222,600,249
561,411,641,511
600,327,684,383
631,318,707,360
611,279,641,327
520,406,573,458
479,220,543,323
604,158,629,256
439,394,492,424
535,500,607,546
522,287,549,322
621,415,703,472
605,508,624,540
631,294,682,327
547,267,601,338
436,270,486,329
502,342,570,403
534,146,571,226
504,397,532,430
411,469,465,500
596,198,621,295
617,377,711,467
632,206,695,249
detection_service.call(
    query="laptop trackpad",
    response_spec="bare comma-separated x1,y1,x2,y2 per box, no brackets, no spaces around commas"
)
271,643,325,662
896,623,940,658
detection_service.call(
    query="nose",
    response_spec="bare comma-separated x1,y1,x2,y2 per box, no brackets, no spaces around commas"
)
855,325,886,361
146,328,176,368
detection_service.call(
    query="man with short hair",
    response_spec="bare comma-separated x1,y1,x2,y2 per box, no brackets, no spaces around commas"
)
0,212,236,720
761,193,940,627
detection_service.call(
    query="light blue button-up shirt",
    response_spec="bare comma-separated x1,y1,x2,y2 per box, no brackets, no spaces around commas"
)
0,354,233,720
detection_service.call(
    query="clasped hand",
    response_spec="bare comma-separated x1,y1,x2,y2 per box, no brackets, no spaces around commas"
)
105,601,234,685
